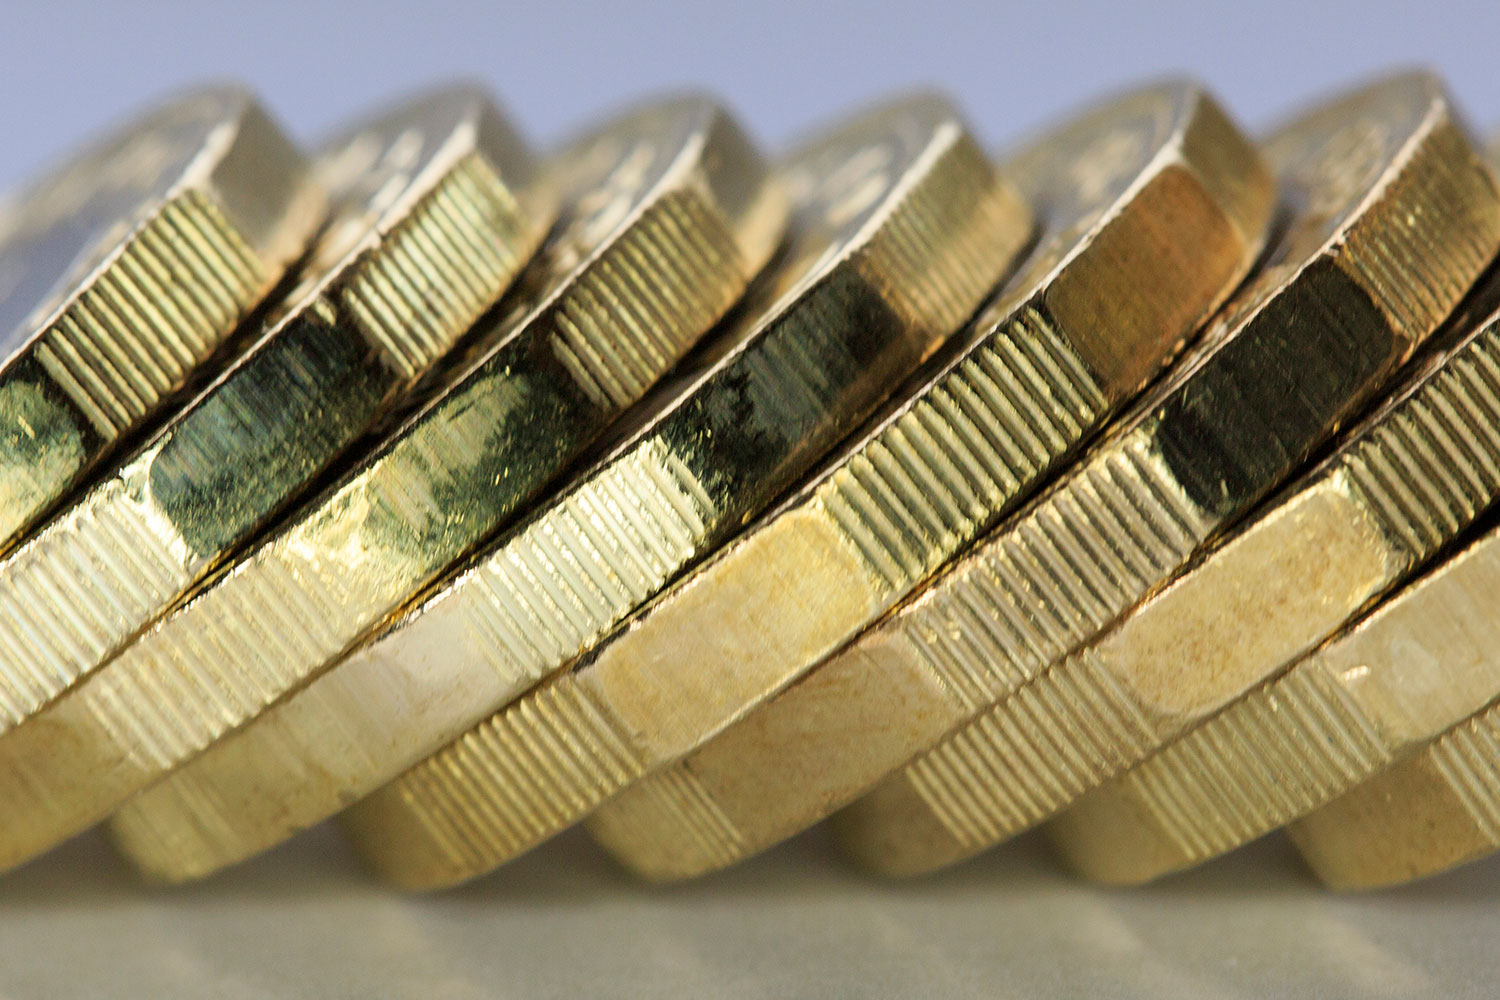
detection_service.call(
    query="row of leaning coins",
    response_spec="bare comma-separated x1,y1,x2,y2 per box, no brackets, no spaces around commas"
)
1,70,1497,892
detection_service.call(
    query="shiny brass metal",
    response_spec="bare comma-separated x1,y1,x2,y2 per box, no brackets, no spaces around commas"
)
1288,691,1500,889
342,80,1276,889
108,93,1032,882
1048,286,1500,889
830,71,1500,878
0,86,323,550
1230,134,1500,893
0,84,551,794
1051,507,1500,886
583,81,1280,881
0,94,784,872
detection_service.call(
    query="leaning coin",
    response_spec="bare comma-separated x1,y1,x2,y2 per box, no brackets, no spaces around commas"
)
1051,472,1500,885
0,85,323,550
1265,134,1500,893
1288,658,1500,889
0,93,784,872
0,85,551,783
342,79,1275,890
1044,281,1500,888
582,80,1287,881
109,92,1033,883
830,71,1500,879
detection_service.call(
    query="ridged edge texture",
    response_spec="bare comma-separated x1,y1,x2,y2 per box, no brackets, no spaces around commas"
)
548,188,751,410
53,169,760,794
1424,708,1500,845
817,306,1108,596
1341,319,1500,556
341,153,535,378
1111,664,1389,861
32,190,263,437
344,131,1033,883
0,151,547,737
886,436,1212,846
1339,120,1500,344
0,475,188,727
359,679,648,882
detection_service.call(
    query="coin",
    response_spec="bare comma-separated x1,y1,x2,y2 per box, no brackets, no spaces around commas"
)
0,86,323,550
828,71,1500,879
0,93,784,872
582,80,1280,881
1288,676,1500,889
1050,484,1500,885
341,79,1276,889
1046,279,1500,888
1241,135,1500,893
0,85,552,796
106,92,1033,883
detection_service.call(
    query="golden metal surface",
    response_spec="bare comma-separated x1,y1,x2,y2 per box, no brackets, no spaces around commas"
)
107,93,1032,882
585,81,1279,881
0,85,551,783
0,94,783,872
0,86,324,550
1235,134,1500,894
1049,508,1500,887
1288,691,1500,889
829,71,1500,878
342,79,1276,889
1052,285,1500,890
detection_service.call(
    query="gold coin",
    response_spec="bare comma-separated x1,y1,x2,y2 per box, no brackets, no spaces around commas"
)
341,79,1274,889
0,86,323,550
1243,132,1500,893
1050,465,1500,884
829,71,1500,879
0,85,552,801
106,92,1031,882
1048,281,1500,888
1288,667,1500,889
0,93,784,872
109,92,1033,883
579,80,1284,882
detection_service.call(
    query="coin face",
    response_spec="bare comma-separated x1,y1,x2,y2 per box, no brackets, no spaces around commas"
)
1004,83,1179,263
548,98,699,259
1264,72,1426,232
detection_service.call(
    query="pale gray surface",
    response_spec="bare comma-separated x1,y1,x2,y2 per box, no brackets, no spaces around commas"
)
2,824,1497,999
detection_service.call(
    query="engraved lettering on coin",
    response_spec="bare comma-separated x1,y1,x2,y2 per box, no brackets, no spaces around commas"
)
1263,78,1429,257
1014,89,1175,229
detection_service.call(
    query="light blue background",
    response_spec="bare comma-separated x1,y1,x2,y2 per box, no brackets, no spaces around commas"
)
0,0,1496,183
